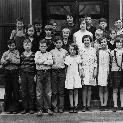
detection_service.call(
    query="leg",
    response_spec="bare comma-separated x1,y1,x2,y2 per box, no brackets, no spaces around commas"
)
51,70,58,109
36,71,44,111
120,88,123,108
27,72,35,111
99,86,104,106
103,86,108,106
113,88,118,108
74,89,78,107
87,86,92,107
69,89,73,107
82,86,87,107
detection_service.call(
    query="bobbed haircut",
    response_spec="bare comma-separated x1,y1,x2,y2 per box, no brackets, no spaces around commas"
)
69,43,79,55
7,39,15,45
82,35,93,43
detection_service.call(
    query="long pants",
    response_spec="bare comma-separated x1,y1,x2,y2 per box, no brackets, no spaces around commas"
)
36,70,52,110
21,71,35,110
52,68,65,109
4,69,20,112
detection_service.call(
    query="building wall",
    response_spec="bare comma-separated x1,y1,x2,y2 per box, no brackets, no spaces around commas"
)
109,0,121,28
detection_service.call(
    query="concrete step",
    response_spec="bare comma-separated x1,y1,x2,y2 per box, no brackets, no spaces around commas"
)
0,110,123,123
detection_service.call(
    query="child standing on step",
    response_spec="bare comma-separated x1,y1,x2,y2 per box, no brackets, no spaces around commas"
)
64,43,82,113
97,37,110,111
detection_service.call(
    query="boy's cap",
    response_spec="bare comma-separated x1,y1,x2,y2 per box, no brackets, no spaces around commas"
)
99,18,107,23
45,25,53,30
62,28,70,33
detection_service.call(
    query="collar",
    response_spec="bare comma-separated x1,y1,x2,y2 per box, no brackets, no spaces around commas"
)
55,47,63,51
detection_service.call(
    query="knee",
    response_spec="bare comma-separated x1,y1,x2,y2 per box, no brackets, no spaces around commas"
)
113,89,118,94
120,88,123,94
69,90,73,95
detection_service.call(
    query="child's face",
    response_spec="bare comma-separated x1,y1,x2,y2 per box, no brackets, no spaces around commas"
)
63,31,70,38
84,37,91,47
116,42,122,49
95,33,103,40
45,29,52,37
115,20,122,29
16,21,24,30
100,38,107,49
85,17,92,24
110,30,117,39
23,42,32,51
67,15,73,24
99,21,107,30
55,40,63,49
52,23,57,30
39,43,47,53
8,43,16,51
35,23,42,32
27,27,35,37
80,21,86,30
69,46,76,56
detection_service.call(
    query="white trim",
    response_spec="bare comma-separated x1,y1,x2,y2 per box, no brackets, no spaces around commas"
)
120,0,122,19
29,0,32,24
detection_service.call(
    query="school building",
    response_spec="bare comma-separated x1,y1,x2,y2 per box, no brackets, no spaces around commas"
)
0,0,122,87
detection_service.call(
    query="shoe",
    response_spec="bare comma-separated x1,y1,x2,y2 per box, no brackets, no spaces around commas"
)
100,106,105,111
54,107,58,113
82,106,86,112
120,107,123,110
21,110,27,114
29,110,34,114
86,106,91,111
13,111,18,114
47,109,53,115
74,106,78,113
36,110,43,116
59,108,64,113
69,106,74,113
112,107,117,112
6,111,12,114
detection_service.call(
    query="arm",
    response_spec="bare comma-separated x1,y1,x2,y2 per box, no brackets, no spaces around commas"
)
43,53,53,65
1,52,9,65
34,52,44,64
10,51,20,64
10,30,16,39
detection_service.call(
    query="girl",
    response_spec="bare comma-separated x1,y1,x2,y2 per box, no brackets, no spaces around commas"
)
110,37,123,112
107,29,117,51
97,38,110,111
64,43,82,113
80,35,97,112
26,25,38,53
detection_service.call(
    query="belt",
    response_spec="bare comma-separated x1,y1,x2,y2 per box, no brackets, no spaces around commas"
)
38,69,51,72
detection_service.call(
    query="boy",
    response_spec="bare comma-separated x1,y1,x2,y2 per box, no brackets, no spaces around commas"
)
35,39,53,116
10,18,26,53
20,39,36,114
1,39,20,114
50,36,68,113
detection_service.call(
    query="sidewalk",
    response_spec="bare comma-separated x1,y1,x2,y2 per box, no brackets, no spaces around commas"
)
1,110,123,123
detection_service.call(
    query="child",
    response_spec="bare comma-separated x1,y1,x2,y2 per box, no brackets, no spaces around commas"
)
114,18,123,35
50,36,68,113
80,35,97,112
73,18,93,51
20,39,36,114
10,18,26,53
97,38,110,111
110,37,123,112
44,24,55,51
92,29,103,51
62,28,71,51
26,25,38,52
35,39,53,116
107,29,117,51
64,43,82,113
1,39,20,114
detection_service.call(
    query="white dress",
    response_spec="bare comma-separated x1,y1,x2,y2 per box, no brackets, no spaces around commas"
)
64,55,82,89
80,47,97,86
98,50,110,86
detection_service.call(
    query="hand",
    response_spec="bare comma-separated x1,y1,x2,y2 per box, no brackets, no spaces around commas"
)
19,76,21,84
34,75,36,82
79,69,85,78
93,68,97,78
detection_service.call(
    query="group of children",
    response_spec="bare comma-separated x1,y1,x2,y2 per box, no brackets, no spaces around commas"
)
1,14,123,115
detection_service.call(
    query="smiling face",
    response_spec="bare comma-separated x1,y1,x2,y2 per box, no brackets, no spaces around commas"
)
80,20,86,30
116,41,122,49
55,39,63,49
23,41,32,51
67,15,73,24
100,38,107,49
8,43,16,51
83,37,91,47
99,21,107,30
115,20,122,29
85,17,92,25
69,45,76,56
16,21,24,30
110,30,117,39
39,43,47,53
27,27,35,37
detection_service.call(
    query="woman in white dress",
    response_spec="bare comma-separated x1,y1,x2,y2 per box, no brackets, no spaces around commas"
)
80,35,97,112
64,43,82,113
97,37,110,111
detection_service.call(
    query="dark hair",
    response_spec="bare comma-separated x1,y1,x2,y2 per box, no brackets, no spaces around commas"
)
23,38,32,45
109,28,117,34
7,39,15,45
69,43,79,55
79,18,86,25
33,18,42,25
39,39,47,45
54,35,62,43
114,18,122,22
16,17,23,22
82,35,93,43
66,13,73,18
27,24,34,30
84,14,92,19
99,18,107,23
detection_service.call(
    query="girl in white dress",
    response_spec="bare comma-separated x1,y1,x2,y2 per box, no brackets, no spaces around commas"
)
80,35,97,112
97,38,110,111
64,43,82,113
